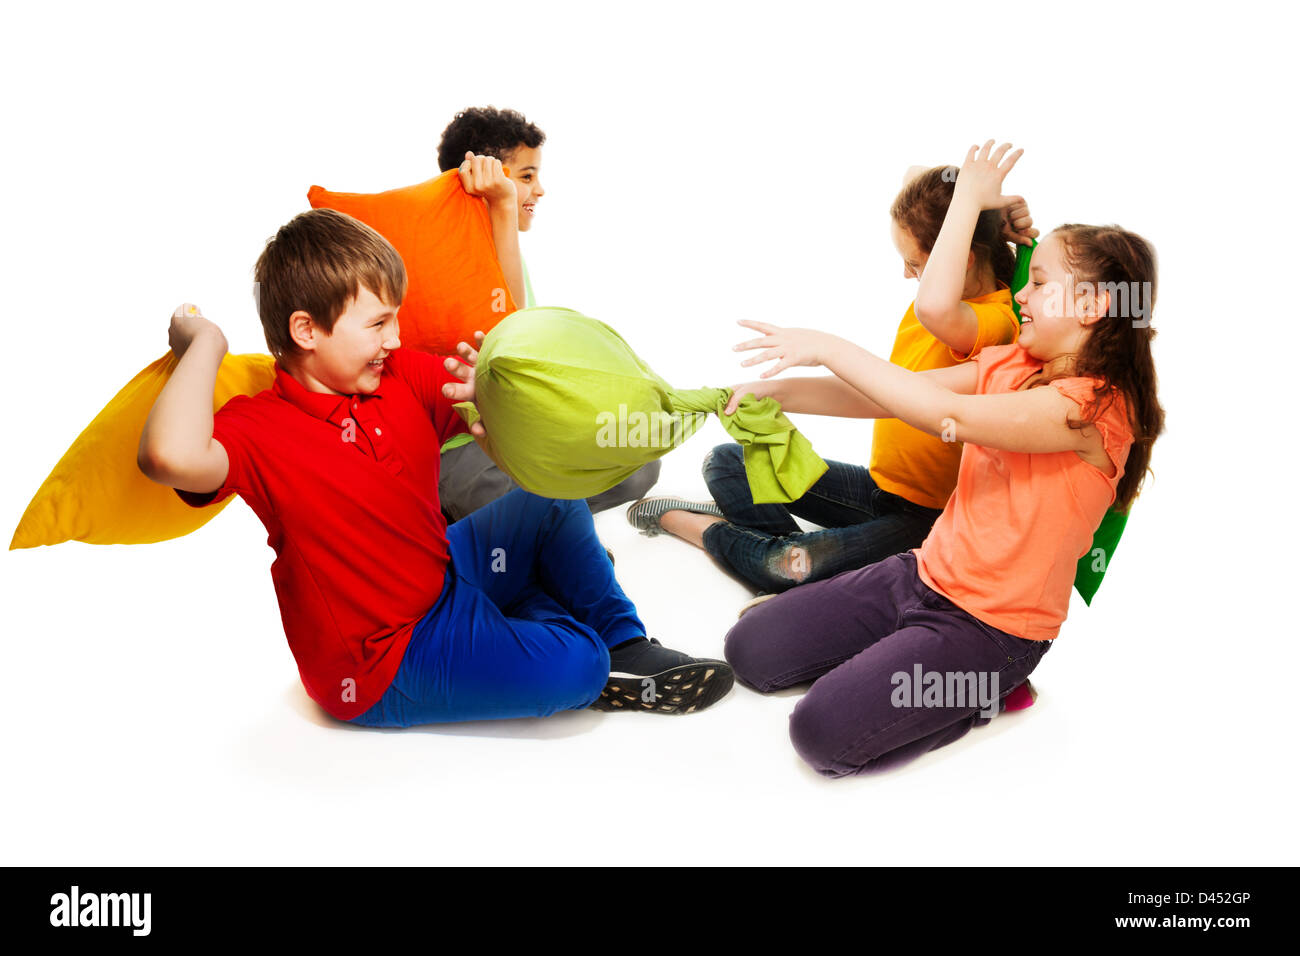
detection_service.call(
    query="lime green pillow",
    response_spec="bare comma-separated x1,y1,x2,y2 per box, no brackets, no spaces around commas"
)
455,307,827,503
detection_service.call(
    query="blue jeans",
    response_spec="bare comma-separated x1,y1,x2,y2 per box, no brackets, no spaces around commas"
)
700,443,944,593
350,490,645,727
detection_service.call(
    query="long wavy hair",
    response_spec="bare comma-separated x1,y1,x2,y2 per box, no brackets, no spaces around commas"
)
1048,224,1165,512
890,165,1016,289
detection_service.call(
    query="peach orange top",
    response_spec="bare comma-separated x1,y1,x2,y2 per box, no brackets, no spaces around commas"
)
870,287,1018,510
914,344,1134,641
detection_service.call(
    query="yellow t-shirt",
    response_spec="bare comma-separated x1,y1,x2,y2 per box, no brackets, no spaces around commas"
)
868,287,1018,510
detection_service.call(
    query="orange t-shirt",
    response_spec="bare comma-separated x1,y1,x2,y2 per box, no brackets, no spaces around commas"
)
869,287,1018,510
914,344,1135,641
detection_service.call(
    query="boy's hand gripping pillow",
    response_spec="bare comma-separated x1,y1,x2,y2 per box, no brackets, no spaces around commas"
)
454,307,828,503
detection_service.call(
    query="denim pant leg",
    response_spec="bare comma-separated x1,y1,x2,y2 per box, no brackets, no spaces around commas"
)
446,488,645,648
350,490,644,727
700,443,942,592
702,442,803,535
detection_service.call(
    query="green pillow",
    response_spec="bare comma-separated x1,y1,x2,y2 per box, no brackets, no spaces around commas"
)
1075,507,1127,605
1009,241,1128,604
455,307,827,503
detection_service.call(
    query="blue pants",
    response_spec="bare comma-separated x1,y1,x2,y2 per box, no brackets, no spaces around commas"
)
700,443,944,593
350,490,645,727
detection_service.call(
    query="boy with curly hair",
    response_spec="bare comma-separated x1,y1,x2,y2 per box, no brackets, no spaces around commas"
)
436,106,662,521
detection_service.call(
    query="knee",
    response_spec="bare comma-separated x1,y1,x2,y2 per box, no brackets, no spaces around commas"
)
723,616,782,693
553,632,610,712
788,694,857,778
638,457,662,486
543,493,594,529
768,541,813,585
701,442,743,485
621,459,662,500
736,540,812,593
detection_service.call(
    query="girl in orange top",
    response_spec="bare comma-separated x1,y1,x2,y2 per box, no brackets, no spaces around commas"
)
722,141,1165,775
628,153,1034,593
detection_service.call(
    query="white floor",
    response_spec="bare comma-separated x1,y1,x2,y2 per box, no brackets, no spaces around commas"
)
3,438,1293,866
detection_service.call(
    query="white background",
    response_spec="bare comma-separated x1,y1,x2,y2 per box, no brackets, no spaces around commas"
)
3,0,1296,865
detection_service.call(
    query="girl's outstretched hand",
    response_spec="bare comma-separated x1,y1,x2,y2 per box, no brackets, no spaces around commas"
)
733,320,830,379
953,140,1024,212
442,330,488,437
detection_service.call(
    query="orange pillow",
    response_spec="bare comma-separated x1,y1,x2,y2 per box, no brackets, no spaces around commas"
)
308,170,517,355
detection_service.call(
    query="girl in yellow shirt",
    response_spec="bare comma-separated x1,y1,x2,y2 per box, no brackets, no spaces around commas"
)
629,147,1035,595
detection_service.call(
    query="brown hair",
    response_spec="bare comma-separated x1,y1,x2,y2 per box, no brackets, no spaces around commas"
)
891,165,1016,288
253,208,407,362
1045,224,1165,512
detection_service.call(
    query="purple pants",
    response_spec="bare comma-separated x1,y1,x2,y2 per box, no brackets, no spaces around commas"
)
723,551,1050,776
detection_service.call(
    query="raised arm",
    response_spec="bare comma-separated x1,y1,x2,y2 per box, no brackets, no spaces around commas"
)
137,304,230,494
458,151,526,309
912,141,1030,356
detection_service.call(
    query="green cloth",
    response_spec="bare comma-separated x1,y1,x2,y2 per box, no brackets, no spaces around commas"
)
1010,241,1129,604
454,307,828,502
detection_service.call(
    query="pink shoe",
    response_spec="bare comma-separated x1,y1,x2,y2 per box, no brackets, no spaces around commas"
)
1002,680,1038,712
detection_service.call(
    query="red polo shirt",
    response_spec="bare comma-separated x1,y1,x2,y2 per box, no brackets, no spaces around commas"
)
177,348,470,720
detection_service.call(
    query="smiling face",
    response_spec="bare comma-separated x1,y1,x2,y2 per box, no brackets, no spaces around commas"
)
503,144,544,231
1013,233,1100,362
289,285,401,395
890,219,928,280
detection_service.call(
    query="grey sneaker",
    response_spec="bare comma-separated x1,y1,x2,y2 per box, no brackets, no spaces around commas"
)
591,639,734,715
626,496,724,537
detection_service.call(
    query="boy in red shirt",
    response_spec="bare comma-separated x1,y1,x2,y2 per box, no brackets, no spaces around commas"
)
137,205,732,725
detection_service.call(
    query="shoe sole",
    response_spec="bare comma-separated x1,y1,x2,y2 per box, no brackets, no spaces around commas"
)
591,661,735,715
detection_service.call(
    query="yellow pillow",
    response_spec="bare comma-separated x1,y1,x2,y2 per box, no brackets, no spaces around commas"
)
10,353,276,549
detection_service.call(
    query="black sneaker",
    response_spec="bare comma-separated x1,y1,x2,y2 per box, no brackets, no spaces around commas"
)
591,638,734,715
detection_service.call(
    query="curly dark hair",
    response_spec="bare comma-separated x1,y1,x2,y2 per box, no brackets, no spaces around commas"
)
437,107,546,172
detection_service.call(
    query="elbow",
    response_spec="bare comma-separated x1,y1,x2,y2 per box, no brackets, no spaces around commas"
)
913,301,959,344
915,305,975,355
137,442,166,483
137,438,182,485
913,297,958,333
912,296,943,327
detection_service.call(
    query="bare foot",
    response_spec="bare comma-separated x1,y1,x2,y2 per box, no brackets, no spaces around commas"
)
658,510,726,549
